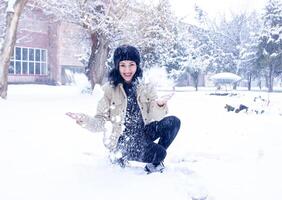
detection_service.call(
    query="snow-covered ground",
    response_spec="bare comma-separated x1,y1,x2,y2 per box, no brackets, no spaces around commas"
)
0,84,282,200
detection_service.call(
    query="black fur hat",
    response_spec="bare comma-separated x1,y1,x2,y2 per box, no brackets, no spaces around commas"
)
109,45,143,87
113,45,141,69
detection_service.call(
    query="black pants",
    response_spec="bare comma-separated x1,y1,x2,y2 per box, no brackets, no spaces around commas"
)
118,116,181,164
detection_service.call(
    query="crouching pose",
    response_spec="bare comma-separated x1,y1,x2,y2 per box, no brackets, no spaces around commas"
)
67,45,181,173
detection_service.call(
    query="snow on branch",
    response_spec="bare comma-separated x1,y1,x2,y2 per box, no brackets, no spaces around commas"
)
6,0,17,13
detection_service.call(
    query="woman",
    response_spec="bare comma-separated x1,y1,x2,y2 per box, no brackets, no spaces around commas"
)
67,45,181,173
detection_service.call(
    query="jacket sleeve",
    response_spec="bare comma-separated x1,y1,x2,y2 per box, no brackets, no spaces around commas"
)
146,84,168,121
83,83,112,133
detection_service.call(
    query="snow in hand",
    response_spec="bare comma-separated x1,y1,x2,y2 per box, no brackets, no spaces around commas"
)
0,84,282,200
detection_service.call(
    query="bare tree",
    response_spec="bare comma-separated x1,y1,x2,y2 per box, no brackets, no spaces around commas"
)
35,0,133,89
0,0,28,99
82,0,132,89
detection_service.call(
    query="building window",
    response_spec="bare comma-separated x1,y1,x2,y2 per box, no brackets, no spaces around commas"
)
9,47,48,75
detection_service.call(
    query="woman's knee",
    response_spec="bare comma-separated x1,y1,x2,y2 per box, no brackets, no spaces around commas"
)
172,116,181,129
162,116,181,129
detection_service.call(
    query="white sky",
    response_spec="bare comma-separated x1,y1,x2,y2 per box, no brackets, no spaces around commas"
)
169,0,268,20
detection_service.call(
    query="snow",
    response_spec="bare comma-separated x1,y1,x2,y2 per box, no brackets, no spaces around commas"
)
1,84,282,200
209,72,242,85
210,72,241,81
6,0,17,13
143,66,175,88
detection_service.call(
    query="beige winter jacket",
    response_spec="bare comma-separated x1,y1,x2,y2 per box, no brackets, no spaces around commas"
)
84,81,168,151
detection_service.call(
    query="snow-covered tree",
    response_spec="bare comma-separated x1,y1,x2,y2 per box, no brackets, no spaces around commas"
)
132,0,177,71
257,0,282,92
171,5,241,89
166,21,191,82
238,12,263,90
186,28,213,90
81,0,121,88
0,0,28,99
129,3,213,90
113,1,176,68
160,5,218,90
103,0,184,88
183,6,215,90
33,0,137,89
208,13,253,75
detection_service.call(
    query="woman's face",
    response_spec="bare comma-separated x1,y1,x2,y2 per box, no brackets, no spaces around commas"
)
119,60,137,83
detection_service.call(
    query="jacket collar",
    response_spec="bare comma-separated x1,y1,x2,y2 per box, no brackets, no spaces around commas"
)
118,83,142,98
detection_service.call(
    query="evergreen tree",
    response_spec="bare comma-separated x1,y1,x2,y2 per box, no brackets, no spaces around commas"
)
257,0,282,92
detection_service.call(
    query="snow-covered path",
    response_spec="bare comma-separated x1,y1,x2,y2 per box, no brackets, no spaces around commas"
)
0,85,281,200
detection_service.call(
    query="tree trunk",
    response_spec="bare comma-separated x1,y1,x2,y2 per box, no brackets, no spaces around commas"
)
232,83,237,90
268,65,274,92
247,74,252,91
0,0,28,99
86,33,109,90
257,79,262,90
194,77,198,91
86,33,98,89
265,75,269,89
191,72,199,91
186,73,190,86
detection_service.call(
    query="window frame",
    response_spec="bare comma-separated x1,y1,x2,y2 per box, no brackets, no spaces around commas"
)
9,46,48,76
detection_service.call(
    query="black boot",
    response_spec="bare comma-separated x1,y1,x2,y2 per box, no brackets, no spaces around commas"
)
144,162,165,174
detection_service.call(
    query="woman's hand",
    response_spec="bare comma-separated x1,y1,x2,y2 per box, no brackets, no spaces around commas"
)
66,112,87,126
156,92,174,106
156,99,167,107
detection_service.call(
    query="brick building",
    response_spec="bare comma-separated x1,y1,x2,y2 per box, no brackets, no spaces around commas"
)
8,7,89,85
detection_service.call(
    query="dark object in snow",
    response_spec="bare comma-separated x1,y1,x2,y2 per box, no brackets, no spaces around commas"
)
224,103,266,114
225,104,235,112
252,95,268,114
210,92,229,96
254,110,265,114
254,95,267,103
225,104,248,113
210,92,238,96
235,104,248,113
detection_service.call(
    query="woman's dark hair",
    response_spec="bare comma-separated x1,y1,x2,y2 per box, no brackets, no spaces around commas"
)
108,45,143,87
